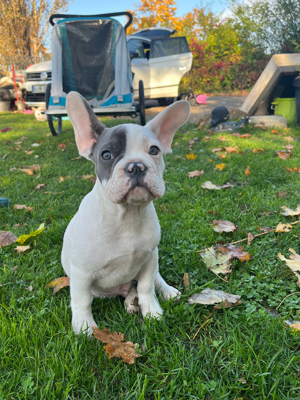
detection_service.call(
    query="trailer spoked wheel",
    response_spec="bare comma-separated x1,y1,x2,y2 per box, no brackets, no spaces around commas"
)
139,80,146,126
45,83,62,136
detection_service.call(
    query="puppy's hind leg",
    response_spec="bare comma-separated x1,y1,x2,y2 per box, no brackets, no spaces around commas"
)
124,282,139,314
155,271,181,301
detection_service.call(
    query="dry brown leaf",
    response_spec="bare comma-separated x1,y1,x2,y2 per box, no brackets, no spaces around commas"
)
183,273,189,291
81,175,95,180
187,170,204,178
188,139,195,145
287,321,300,331
252,148,265,153
202,136,210,142
212,147,223,152
240,134,251,138
219,154,226,159
225,147,238,153
215,163,226,171
216,244,250,262
35,183,46,190
212,220,237,233
214,299,243,309
59,176,71,182
0,231,18,247
15,245,30,252
247,232,254,246
19,164,40,175
71,156,82,161
271,129,280,135
281,205,300,216
201,181,233,190
245,166,251,176
13,204,33,212
284,144,294,150
278,249,300,286
237,377,247,384
276,151,291,159
58,144,66,149
276,223,293,232
45,276,70,293
94,327,141,364
218,136,227,141
200,246,232,275
285,167,300,173
188,288,241,306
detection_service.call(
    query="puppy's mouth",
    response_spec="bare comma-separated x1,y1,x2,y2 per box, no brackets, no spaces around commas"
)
123,181,155,204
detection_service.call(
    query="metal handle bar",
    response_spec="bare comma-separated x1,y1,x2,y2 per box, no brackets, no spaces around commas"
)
49,11,133,32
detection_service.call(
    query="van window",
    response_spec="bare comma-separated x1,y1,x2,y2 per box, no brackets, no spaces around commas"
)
150,37,190,59
128,39,146,59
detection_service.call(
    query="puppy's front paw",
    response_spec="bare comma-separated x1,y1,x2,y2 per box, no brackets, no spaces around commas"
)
139,296,163,320
159,284,181,302
72,317,96,336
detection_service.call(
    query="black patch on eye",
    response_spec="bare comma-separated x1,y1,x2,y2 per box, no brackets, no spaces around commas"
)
90,126,127,182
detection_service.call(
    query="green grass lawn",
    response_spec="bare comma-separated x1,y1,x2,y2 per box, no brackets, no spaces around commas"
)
1,112,300,399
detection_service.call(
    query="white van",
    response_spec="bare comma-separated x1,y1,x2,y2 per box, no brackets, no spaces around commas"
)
23,28,192,108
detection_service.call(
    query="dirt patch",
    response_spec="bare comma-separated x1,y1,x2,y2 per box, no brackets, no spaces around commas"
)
146,95,248,124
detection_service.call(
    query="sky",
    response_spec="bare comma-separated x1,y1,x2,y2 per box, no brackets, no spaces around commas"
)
66,0,228,26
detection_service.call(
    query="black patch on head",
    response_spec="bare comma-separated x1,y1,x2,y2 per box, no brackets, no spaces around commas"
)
89,126,127,182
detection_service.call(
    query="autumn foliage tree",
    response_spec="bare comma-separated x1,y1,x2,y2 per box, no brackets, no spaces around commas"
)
0,0,71,70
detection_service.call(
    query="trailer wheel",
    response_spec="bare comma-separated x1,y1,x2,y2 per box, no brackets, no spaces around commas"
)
139,80,146,126
45,83,62,136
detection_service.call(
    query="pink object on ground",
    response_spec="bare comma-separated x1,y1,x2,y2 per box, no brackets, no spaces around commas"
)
23,109,34,114
196,94,207,105
1,127,12,133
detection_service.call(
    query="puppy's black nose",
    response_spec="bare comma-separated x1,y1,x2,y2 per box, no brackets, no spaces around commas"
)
125,162,147,178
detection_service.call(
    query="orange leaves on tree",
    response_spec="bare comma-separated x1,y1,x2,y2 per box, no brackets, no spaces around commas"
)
45,277,70,293
94,327,141,364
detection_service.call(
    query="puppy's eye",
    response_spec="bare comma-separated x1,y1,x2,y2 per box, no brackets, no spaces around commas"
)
101,150,111,160
149,146,160,156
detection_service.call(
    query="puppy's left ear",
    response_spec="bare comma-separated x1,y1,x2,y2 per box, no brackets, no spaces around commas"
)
146,100,190,154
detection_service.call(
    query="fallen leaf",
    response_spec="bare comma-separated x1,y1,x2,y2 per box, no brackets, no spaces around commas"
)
17,223,46,244
271,129,279,135
10,167,17,171
15,245,30,252
207,159,213,162
212,147,223,152
71,156,81,161
212,220,237,233
284,144,294,150
285,167,300,173
24,150,34,155
188,288,241,307
240,134,251,138
81,175,94,180
59,176,71,182
278,248,300,286
275,223,292,232
187,170,204,178
287,321,300,331
186,152,198,160
207,210,219,215
2,154,7,159
58,144,66,149
245,166,251,176
281,205,300,216
28,285,33,291
218,136,227,141
237,377,247,384
252,148,265,153
218,154,226,159
93,327,141,364
202,136,210,142
1,127,12,132
0,231,18,247
183,273,189,290
13,204,33,212
214,298,243,309
216,244,250,262
31,143,40,147
278,191,288,198
19,164,40,175
276,151,291,160
200,246,232,275
231,133,241,137
201,181,233,190
198,121,205,129
35,183,46,190
11,265,18,272
188,139,194,145
285,136,294,141
45,276,70,293
215,163,226,171
247,232,254,246
225,147,237,153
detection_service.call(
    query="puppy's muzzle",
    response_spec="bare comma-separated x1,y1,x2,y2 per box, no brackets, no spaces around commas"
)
125,162,147,180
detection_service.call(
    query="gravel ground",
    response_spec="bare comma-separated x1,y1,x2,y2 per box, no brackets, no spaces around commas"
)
145,95,248,124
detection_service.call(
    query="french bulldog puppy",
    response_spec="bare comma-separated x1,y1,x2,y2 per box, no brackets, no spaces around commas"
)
62,92,190,335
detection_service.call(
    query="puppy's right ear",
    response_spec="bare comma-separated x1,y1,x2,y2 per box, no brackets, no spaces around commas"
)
66,92,105,159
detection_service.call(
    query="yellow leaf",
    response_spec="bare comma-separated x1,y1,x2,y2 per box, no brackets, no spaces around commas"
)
17,223,46,244
15,245,30,252
215,163,226,171
186,152,198,160
276,223,292,232
45,276,70,293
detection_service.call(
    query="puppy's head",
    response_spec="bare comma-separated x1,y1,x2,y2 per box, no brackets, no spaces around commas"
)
66,92,190,205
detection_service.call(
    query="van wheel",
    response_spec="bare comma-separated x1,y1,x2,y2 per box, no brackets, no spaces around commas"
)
45,83,62,136
158,97,176,107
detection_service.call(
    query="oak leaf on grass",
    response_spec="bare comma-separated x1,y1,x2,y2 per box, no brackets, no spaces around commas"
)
212,220,237,233
187,170,204,178
45,276,70,293
0,231,17,248
188,288,242,308
94,327,141,364
281,205,300,216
